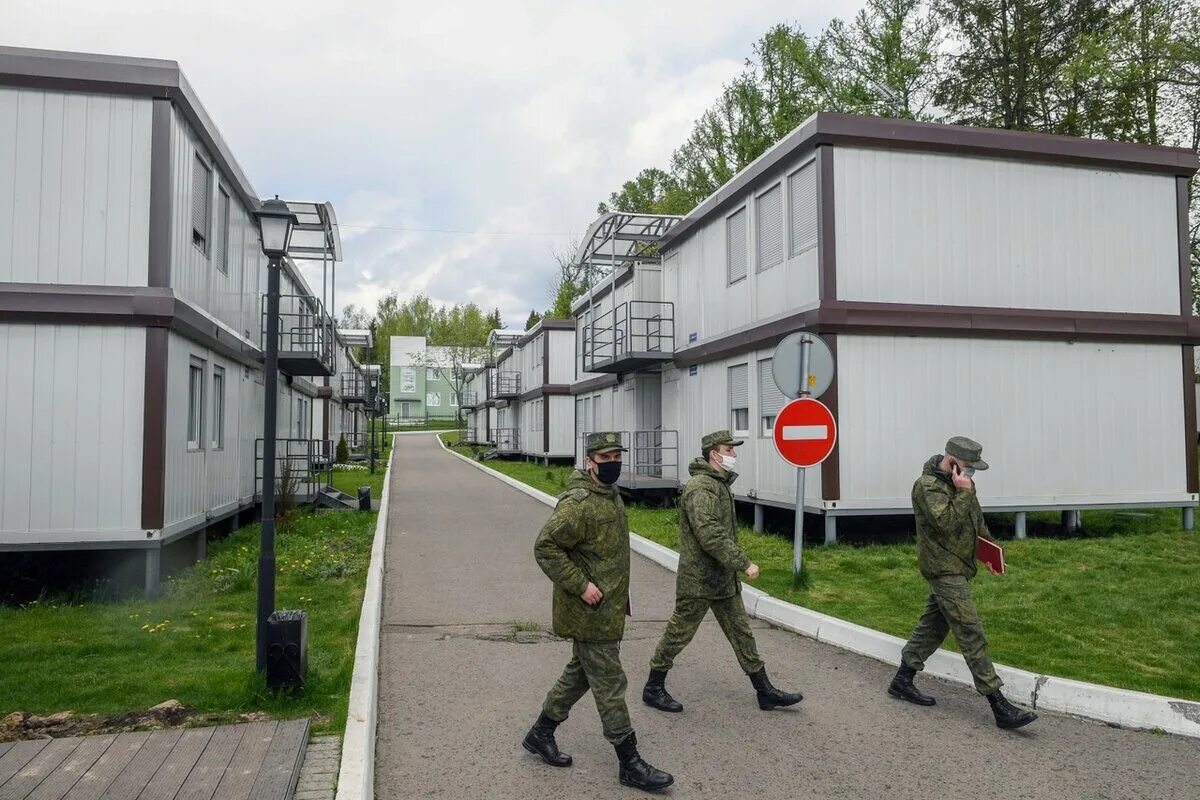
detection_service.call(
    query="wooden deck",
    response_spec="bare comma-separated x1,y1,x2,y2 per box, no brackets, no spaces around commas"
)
0,719,309,800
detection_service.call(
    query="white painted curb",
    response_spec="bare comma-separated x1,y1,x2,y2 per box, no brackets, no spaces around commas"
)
435,434,1200,738
335,444,393,800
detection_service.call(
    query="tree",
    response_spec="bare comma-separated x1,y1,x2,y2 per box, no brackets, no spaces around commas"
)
545,237,587,319
486,308,504,331
598,167,692,215
824,0,945,120
524,309,543,330
933,0,1115,135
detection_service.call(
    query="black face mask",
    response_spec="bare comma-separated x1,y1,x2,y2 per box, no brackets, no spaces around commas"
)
593,460,622,485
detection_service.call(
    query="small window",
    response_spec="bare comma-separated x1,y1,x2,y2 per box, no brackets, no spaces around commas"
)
188,359,206,450
192,155,212,255
726,207,747,284
450,391,459,407
756,184,784,272
426,367,438,382
212,366,226,449
728,363,749,436
789,161,818,257
296,396,307,439
214,187,230,274
427,391,442,407
758,357,786,437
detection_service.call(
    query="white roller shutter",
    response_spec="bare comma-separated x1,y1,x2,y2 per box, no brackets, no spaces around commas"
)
789,161,817,256
756,184,783,272
727,208,747,283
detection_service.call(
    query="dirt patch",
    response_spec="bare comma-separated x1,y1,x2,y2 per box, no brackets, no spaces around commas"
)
0,700,249,742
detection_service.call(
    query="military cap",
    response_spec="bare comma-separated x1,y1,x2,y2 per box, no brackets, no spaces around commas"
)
701,429,744,455
945,436,989,470
586,431,628,454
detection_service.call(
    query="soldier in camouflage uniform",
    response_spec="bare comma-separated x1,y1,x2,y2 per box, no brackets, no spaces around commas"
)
522,432,674,793
888,436,1037,730
642,430,803,713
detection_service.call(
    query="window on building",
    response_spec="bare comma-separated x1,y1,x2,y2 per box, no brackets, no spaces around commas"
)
400,367,416,394
758,358,786,436
212,366,226,449
296,396,308,439
789,161,818,256
756,184,784,272
427,367,438,382
427,391,442,407
729,363,749,436
214,187,230,274
192,155,211,255
726,207,747,284
187,359,205,449
450,391,459,407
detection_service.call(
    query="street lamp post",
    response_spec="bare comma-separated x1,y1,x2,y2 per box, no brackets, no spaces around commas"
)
253,196,298,673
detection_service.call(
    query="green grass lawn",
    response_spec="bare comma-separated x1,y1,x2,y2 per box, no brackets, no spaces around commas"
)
331,466,387,499
445,442,1200,701
0,509,378,733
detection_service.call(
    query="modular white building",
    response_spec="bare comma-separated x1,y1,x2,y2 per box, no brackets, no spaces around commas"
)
571,113,1200,538
0,47,365,592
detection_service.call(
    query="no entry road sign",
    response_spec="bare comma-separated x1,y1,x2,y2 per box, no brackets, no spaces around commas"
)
772,397,837,468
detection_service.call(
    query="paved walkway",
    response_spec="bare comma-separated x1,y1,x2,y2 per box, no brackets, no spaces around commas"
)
0,720,307,800
375,434,1200,799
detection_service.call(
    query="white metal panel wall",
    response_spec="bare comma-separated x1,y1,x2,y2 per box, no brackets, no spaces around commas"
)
549,396,575,457
0,324,145,542
663,153,820,350
0,88,152,286
834,147,1181,314
549,329,575,385
169,107,264,338
662,357,823,508
164,332,259,529
837,335,1189,508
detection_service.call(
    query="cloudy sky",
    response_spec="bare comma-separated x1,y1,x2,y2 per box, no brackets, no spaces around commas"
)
10,0,853,328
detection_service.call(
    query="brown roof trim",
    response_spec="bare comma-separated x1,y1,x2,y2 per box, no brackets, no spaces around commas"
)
0,46,261,211
673,301,1200,368
817,145,836,303
660,112,1200,253
517,317,576,347
148,98,173,288
141,328,168,530
1179,177,1194,317
1184,347,1198,494
520,384,573,402
571,374,620,395
0,283,265,367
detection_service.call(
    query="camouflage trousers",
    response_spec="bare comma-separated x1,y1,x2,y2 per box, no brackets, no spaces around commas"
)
649,595,765,675
543,639,633,745
901,575,1002,695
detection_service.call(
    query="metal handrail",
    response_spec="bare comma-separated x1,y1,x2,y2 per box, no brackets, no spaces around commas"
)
263,294,337,370
254,438,333,497
577,429,678,484
340,370,371,398
491,371,522,396
489,427,520,451
584,301,674,371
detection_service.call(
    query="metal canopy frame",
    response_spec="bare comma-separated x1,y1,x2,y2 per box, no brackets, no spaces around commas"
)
572,212,682,273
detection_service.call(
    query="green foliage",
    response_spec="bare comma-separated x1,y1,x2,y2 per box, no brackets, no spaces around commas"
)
524,309,543,330
336,433,350,464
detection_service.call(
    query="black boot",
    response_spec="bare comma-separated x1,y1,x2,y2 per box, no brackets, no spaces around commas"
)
888,664,936,706
614,733,674,792
987,690,1037,730
642,669,683,713
748,667,803,710
522,712,572,767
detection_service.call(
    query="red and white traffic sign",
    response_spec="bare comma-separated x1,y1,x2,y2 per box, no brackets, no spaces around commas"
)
772,397,837,468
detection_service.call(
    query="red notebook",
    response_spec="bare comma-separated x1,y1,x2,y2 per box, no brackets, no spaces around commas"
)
976,537,1006,575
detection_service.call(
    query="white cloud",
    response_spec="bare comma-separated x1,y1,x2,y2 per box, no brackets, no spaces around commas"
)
8,0,857,330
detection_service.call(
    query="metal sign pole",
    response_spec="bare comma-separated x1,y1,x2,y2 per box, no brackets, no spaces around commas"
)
793,335,812,580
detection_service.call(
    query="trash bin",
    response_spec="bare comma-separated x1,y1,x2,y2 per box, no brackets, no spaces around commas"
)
267,610,308,690
357,486,371,511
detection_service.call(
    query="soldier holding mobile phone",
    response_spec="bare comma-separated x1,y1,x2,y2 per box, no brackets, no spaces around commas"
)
887,436,1037,730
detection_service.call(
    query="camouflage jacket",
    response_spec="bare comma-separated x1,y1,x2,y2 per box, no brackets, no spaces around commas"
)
913,456,991,580
534,469,630,642
676,459,751,600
